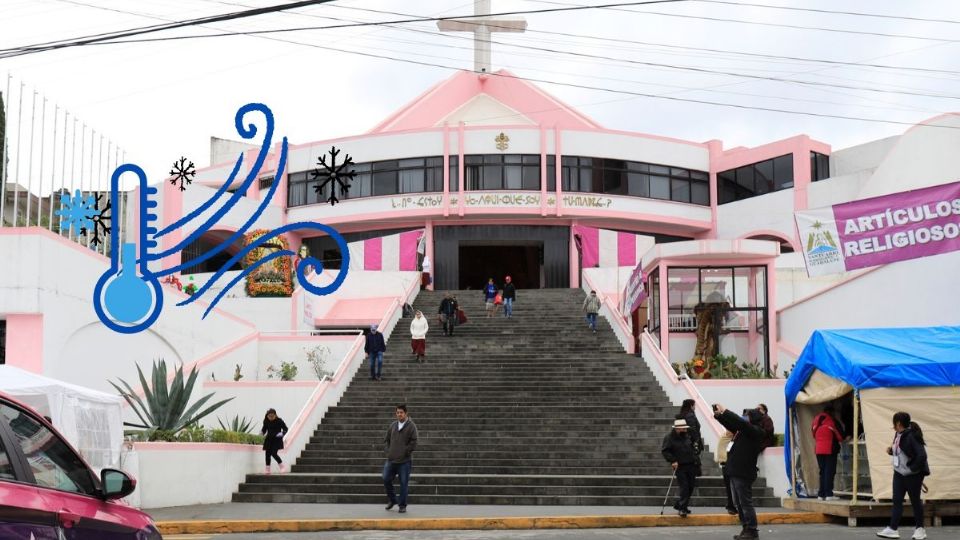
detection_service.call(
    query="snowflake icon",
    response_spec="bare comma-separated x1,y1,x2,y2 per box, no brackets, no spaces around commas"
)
169,156,196,191
56,189,98,236
312,146,356,205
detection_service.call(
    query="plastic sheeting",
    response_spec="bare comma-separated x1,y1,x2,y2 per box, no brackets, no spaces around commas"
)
0,366,123,471
783,326,960,496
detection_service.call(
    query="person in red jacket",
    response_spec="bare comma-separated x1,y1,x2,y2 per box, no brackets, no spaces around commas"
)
812,404,843,501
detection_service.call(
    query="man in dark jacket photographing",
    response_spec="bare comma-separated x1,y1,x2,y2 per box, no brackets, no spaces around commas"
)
661,418,698,517
714,403,766,540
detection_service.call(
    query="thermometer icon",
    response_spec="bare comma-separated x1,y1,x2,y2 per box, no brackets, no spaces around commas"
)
93,164,164,334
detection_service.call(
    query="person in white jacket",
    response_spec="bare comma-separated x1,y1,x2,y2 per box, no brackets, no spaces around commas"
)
410,310,429,364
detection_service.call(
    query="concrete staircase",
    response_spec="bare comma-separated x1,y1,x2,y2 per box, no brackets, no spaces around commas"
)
233,289,779,506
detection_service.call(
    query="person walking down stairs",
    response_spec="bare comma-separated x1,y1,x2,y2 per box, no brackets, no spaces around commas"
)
583,290,602,333
410,311,429,364
438,294,457,336
502,276,516,318
261,408,288,474
366,325,387,381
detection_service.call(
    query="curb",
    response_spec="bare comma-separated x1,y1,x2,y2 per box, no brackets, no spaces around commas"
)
156,512,835,535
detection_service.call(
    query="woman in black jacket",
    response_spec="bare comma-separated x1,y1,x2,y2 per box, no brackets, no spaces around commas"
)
877,412,930,540
261,408,288,474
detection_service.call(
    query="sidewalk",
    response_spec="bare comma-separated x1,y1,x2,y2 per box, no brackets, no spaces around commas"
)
150,503,833,535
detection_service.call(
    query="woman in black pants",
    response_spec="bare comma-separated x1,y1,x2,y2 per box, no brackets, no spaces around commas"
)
876,412,930,540
261,408,288,474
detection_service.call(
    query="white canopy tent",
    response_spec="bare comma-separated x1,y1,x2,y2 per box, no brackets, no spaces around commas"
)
0,366,123,471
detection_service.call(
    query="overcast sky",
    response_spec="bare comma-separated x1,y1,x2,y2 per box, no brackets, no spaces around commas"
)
2,0,959,193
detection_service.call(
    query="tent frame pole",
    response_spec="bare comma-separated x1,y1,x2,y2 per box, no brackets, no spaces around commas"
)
789,406,797,499
852,391,860,505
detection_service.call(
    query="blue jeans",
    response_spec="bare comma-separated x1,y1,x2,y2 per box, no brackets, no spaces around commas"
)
586,313,597,330
503,298,513,317
383,460,412,507
369,352,383,379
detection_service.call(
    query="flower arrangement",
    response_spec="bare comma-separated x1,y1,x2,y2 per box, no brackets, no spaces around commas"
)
242,229,293,297
672,354,775,380
183,276,198,296
163,275,183,291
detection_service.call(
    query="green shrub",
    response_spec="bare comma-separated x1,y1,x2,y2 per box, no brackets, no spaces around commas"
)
110,358,233,433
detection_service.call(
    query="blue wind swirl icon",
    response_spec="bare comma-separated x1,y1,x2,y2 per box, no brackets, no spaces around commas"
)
91,103,349,334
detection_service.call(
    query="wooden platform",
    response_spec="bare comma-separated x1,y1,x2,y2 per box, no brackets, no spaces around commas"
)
783,497,960,527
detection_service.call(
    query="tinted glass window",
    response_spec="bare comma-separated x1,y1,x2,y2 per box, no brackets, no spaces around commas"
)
0,434,14,480
773,154,794,190
0,404,96,495
650,176,670,200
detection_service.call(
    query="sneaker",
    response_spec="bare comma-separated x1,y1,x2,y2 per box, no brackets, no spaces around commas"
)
678,509,689,517
385,502,396,511
264,465,271,475
824,496,840,501
912,528,927,540
398,506,407,513
877,527,900,539
278,464,286,473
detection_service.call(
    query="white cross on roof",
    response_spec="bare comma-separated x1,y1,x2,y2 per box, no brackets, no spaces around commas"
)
437,0,527,73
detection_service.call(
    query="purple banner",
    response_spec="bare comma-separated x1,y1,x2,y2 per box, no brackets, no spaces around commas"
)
796,180,960,276
835,181,960,270
621,263,646,318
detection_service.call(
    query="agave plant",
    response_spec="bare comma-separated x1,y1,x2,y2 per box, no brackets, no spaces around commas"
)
218,414,254,434
110,359,233,433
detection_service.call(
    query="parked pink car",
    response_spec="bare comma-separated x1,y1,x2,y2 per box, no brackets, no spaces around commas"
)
0,392,162,539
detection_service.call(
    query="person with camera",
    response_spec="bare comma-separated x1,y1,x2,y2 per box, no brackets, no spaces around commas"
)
713,403,767,540
661,418,698,517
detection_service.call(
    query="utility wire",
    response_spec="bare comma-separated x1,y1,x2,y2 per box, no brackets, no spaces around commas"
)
522,0,960,42
0,0,339,56
0,0,688,58
20,4,960,102
694,0,960,25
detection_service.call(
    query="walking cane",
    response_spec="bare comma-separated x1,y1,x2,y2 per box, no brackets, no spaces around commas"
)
659,472,676,516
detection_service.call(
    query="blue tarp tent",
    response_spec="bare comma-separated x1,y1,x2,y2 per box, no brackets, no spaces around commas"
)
784,326,960,500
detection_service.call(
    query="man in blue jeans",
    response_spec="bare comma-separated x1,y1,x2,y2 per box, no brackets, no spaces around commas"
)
383,404,418,513
502,276,516,318
365,325,386,381
582,290,601,333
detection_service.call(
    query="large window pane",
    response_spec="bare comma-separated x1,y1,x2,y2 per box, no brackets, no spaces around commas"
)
668,268,700,331
773,154,794,190
522,166,540,190
755,160,774,193
700,268,733,304
671,178,690,203
604,168,626,194
736,166,754,191
628,173,649,197
650,175,670,200
691,182,709,206
373,170,398,195
504,165,523,190
400,168,425,193
481,164,503,189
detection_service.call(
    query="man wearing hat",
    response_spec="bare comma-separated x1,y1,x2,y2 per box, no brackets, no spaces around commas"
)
662,417,698,517
365,325,387,381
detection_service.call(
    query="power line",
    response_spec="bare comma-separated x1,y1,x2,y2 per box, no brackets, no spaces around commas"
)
152,32,953,130
22,3,960,102
0,0,689,58
0,0,340,57
694,0,960,25
521,0,960,42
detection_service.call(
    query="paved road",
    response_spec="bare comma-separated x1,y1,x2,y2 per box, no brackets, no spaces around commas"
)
164,524,958,540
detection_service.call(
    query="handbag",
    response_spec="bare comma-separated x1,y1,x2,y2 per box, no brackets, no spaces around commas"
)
457,309,467,324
